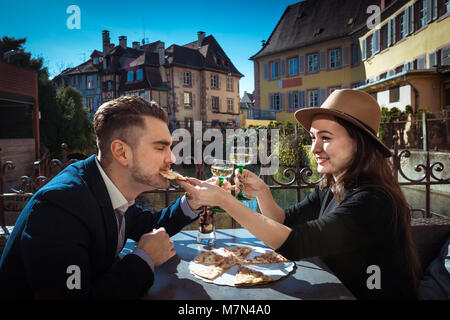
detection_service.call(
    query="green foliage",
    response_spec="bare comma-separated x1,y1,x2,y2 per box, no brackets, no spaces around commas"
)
1,36,95,156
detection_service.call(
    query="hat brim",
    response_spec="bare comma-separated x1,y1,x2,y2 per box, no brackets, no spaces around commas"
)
294,107,392,158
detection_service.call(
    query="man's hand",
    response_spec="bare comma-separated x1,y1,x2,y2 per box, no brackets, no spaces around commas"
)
136,228,176,267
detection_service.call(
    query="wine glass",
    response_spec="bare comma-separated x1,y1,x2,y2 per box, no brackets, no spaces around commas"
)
210,159,234,212
230,146,253,200
197,159,233,247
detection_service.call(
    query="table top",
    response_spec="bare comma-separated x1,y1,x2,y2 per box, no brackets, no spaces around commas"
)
120,228,355,300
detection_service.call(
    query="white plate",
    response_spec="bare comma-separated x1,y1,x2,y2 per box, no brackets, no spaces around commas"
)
189,246,295,287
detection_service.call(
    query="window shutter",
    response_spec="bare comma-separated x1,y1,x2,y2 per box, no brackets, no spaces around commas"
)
263,63,269,80
269,93,273,110
433,0,438,20
374,30,380,54
320,50,327,70
391,18,396,44
362,39,367,60
287,91,293,110
279,93,284,110
337,47,343,68
405,7,410,35
426,0,432,24
387,20,392,46
191,73,195,85
441,46,450,66
343,45,350,66
298,55,305,74
280,59,287,77
299,91,306,109
429,52,437,68
319,88,327,105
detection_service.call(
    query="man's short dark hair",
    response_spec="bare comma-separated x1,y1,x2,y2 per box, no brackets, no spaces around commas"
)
93,95,168,165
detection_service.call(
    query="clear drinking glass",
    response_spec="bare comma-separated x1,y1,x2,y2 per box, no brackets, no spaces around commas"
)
197,159,233,247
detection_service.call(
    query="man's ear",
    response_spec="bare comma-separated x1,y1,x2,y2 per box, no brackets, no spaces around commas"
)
110,139,132,167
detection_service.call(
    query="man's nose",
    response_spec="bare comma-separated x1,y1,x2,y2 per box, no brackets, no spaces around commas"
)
168,150,176,164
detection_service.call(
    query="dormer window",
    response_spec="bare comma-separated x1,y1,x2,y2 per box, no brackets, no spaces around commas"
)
93,57,99,65
136,68,143,81
127,71,134,82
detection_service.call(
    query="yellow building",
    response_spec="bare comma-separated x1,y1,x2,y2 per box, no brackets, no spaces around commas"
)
250,0,450,123
357,0,450,114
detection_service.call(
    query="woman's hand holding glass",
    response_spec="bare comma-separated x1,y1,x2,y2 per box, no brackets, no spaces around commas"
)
233,168,269,198
178,177,235,209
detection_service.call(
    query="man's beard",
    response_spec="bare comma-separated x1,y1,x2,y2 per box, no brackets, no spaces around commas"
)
130,159,169,190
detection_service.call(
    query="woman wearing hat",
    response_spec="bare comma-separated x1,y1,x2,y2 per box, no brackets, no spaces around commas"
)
179,89,421,299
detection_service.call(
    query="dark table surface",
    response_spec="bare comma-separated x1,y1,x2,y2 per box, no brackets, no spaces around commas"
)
120,228,355,300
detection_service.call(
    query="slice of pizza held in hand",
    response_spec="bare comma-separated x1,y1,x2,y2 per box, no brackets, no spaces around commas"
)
159,169,187,181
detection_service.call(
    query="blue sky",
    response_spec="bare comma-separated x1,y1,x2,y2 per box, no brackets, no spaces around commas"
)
1,0,302,97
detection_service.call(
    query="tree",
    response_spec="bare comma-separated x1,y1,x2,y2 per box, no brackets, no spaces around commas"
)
1,36,95,156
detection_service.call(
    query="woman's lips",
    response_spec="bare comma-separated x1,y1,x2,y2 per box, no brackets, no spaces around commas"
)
316,157,329,165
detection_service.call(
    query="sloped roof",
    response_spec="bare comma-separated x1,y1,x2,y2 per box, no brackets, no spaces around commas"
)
250,0,408,60
167,35,244,77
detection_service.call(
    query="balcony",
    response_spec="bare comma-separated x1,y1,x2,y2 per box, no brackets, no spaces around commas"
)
246,107,277,120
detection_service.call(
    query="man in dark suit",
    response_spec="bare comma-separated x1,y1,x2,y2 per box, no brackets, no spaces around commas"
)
0,96,202,299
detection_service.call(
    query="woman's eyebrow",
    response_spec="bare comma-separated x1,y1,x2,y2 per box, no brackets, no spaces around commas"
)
314,130,334,135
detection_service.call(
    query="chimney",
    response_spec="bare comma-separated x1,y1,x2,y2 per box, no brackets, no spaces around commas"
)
261,40,266,47
157,42,165,66
119,36,127,48
380,0,386,10
197,31,205,48
102,30,111,54
132,41,140,49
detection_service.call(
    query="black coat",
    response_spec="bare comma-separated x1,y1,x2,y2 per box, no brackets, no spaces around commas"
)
0,155,196,299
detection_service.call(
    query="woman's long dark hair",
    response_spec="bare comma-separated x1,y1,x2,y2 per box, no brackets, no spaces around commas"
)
319,116,422,292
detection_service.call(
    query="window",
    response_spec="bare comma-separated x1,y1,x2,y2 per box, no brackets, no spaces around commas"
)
351,42,360,66
399,11,407,39
309,90,319,107
329,48,342,69
212,96,220,112
269,93,283,111
211,74,219,89
107,80,113,91
127,71,134,82
445,87,450,107
307,53,319,73
184,92,192,107
419,0,427,29
183,71,192,86
227,98,234,113
86,96,95,113
446,0,450,14
136,69,144,81
226,76,234,91
288,58,298,76
87,76,94,89
93,57,99,65
271,61,280,79
287,91,304,111
389,86,400,102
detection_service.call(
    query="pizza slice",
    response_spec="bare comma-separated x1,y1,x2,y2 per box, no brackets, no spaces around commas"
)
242,251,290,264
218,246,253,261
194,251,225,265
191,256,238,280
159,169,187,181
234,265,275,286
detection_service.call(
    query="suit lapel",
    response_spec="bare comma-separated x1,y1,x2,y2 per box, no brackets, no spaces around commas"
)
82,156,118,264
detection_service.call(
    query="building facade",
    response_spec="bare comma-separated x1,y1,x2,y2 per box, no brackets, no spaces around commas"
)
250,0,449,124
54,31,243,130
357,0,450,114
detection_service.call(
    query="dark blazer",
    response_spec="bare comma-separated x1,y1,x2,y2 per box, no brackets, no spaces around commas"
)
0,155,196,299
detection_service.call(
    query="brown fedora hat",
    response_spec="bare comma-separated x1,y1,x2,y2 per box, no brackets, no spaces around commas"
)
294,89,392,157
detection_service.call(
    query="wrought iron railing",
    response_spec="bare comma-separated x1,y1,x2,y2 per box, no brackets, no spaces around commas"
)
1,123,449,233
